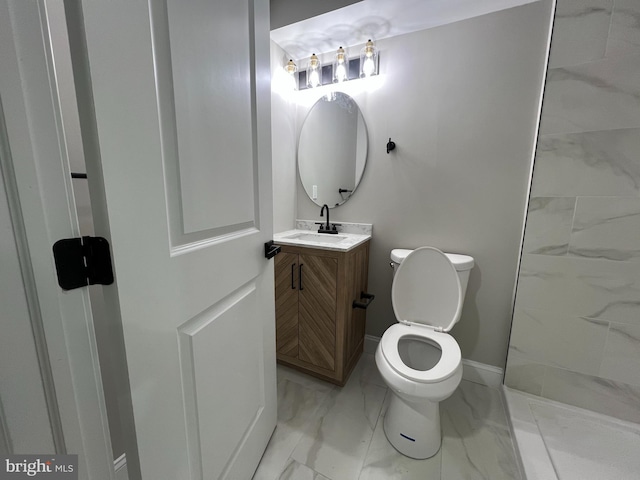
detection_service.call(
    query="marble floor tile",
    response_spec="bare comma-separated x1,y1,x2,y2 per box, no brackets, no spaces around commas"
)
355,353,387,389
277,460,330,480
506,387,640,480
440,382,521,480
253,377,332,480
256,357,522,480
502,389,558,480
275,364,335,394
289,357,387,480
358,394,442,480
531,402,640,480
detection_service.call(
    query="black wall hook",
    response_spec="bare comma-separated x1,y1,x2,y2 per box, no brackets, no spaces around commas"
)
386,138,396,154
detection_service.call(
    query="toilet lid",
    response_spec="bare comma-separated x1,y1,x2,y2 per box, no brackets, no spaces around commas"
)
391,247,462,332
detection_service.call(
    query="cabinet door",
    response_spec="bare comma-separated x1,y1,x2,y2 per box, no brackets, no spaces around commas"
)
298,254,337,371
275,252,299,357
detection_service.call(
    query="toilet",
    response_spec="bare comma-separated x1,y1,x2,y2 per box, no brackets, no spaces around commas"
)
375,246,474,459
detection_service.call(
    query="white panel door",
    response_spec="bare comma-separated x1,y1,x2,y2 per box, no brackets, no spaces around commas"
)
69,0,276,478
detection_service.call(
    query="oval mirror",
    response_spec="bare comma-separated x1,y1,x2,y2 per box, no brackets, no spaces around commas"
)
298,92,368,207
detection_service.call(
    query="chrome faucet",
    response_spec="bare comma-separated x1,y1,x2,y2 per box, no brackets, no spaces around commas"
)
318,204,338,234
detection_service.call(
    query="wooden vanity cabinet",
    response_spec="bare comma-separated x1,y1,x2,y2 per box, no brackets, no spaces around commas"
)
274,241,371,386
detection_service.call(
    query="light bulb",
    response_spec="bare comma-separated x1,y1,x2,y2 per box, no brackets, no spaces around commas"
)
307,53,322,88
363,57,375,77
333,46,349,84
360,39,378,78
309,69,320,88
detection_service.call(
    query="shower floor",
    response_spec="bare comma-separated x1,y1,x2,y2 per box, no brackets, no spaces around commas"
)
503,387,640,480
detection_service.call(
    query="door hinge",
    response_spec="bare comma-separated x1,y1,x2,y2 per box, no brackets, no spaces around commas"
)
52,236,114,290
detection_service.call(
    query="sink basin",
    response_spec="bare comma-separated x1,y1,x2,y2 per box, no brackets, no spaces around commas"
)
274,227,370,252
285,233,347,244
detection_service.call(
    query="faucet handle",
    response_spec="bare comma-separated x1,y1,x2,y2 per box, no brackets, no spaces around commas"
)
331,223,342,231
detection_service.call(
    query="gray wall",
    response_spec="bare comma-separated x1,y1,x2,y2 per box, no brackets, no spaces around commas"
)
505,0,640,423
271,40,298,233
274,0,554,368
270,0,362,30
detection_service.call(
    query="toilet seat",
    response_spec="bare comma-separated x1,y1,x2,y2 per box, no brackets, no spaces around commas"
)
380,323,461,384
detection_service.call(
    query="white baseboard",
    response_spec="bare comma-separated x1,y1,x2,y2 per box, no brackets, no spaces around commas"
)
362,335,504,388
461,358,504,388
114,453,128,480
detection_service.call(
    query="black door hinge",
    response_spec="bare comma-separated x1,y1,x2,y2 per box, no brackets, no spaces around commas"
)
53,236,114,290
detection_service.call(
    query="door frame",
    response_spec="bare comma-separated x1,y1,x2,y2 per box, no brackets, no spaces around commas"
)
0,0,115,477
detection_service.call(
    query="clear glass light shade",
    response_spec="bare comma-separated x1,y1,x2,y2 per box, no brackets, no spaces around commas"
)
307,53,322,88
284,59,297,76
333,47,349,83
284,59,298,90
359,39,378,78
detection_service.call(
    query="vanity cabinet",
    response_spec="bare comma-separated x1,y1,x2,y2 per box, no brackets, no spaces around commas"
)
274,241,371,386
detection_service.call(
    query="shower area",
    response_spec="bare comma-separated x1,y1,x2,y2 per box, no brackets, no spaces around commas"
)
504,0,640,477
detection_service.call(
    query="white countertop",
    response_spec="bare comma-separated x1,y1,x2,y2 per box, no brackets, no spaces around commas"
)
274,229,371,252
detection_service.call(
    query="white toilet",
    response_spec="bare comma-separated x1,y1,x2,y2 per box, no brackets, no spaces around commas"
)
375,246,474,459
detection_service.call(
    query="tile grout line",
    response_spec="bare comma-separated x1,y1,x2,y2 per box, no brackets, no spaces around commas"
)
595,320,613,378
270,370,337,480
603,0,616,57
356,387,389,480
498,390,527,480
500,388,528,480
528,399,564,480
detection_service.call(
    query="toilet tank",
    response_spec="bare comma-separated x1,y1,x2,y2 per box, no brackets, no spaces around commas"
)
390,248,474,300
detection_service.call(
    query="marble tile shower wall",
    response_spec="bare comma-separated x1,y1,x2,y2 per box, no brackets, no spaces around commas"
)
505,0,640,423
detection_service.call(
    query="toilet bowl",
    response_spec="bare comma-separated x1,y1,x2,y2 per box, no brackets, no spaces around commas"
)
375,246,474,459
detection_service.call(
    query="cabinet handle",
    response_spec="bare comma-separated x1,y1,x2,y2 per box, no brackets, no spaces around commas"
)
353,291,375,309
299,263,304,291
291,263,296,289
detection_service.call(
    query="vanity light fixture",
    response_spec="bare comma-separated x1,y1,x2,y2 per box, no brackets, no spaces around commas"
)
307,53,322,88
360,39,378,78
333,46,349,83
294,42,380,90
